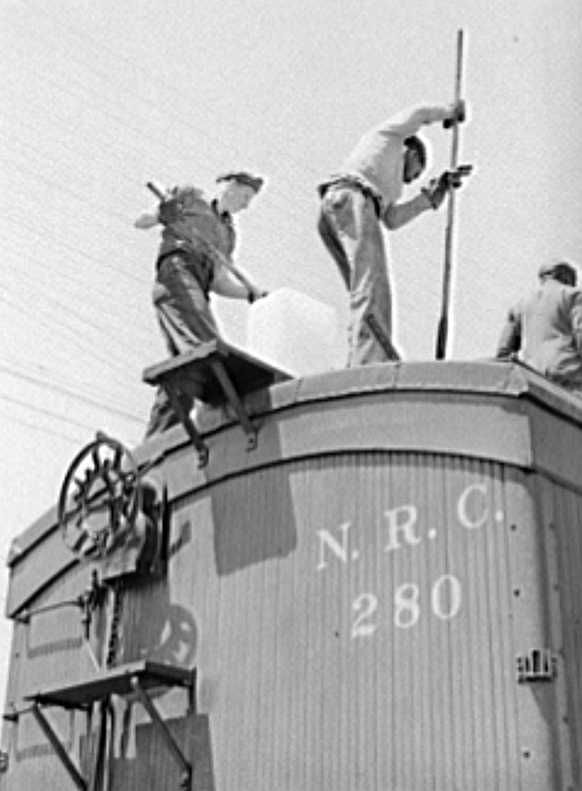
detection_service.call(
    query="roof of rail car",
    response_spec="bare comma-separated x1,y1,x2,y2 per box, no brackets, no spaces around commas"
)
7,360,582,570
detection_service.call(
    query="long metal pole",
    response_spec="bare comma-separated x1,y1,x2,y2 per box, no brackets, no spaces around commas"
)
435,29,465,360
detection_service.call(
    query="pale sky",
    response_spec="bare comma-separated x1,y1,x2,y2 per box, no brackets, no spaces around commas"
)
1,0,581,700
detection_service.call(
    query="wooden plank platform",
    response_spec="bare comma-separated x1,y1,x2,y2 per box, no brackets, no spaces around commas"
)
142,339,292,406
24,660,195,708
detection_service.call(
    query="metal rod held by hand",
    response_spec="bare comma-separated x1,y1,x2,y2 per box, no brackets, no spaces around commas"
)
435,28,465,360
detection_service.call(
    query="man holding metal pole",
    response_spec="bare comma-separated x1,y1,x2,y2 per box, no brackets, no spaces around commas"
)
135,172,268,437
317,90,470,365
317,101,470,367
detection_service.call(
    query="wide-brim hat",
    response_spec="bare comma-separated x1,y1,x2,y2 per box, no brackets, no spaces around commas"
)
216,171,264,192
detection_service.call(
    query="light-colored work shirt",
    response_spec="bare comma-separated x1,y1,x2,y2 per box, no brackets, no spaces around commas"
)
339,105,449,207
496,278,582,385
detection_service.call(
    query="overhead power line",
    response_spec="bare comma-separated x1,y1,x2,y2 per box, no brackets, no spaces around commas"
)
0,392,99,434
1,68,311,237
2,255,147,342
0,408,87,446
1,245,155,349
0,152,130,227
0,271,145,374
0,362,144,425
14,1,322,182
4,106,157,194
3,22,321,239
1,141,311,285
0,352,147,417
0,290,143,383
1,213,149,288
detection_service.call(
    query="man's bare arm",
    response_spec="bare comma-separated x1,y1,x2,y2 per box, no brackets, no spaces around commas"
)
211,264,266,302
134,211,159,229
382,192,432,230
377,100,466,138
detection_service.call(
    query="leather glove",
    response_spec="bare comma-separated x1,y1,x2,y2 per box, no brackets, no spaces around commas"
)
158,196,181,225
443,99,467,129
421,164,472,210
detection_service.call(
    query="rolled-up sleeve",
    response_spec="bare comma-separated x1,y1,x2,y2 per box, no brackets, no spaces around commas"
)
378,105,450,138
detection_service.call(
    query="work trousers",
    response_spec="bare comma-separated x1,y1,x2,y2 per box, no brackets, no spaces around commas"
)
318,184,399,367
145,254,219,437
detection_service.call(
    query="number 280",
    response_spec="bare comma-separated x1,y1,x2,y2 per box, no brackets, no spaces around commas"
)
351,574,462,638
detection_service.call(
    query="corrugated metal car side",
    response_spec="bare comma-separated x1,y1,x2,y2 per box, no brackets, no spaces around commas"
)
534,474,582,790
1,562,100,790
116,450,556,790
2,450,571,790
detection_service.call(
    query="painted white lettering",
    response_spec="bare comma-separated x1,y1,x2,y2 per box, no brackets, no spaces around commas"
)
394,583,421,629
316,521,352,571
431,574,462,620
351,593,378,638
457,483,489,530
383,505,421,552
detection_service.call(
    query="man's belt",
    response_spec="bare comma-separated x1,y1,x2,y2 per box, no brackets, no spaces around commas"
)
318,176,383,218
156,248,214,295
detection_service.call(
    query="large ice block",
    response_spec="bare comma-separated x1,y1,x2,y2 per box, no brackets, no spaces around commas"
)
246,288,342,375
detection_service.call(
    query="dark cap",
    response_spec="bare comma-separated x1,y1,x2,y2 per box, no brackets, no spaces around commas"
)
216,171,264,192
538,260,577,286
404,135,427,169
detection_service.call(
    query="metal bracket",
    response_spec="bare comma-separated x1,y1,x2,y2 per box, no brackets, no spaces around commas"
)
131,676,191,790
143,340,292,466
13,572,107,647
31,703,87,790
165,386,209,468
209,359,258,450
23,662,197,790
13,598,84,625
516,649,558,683
156,356,259,464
